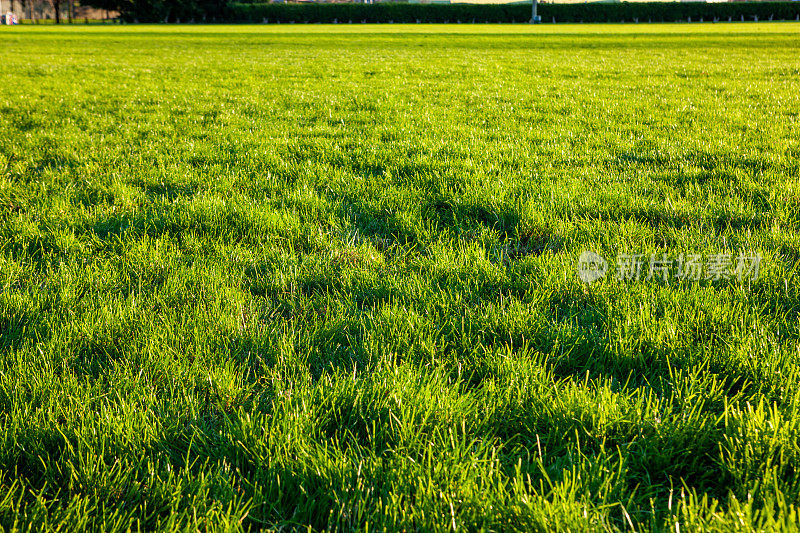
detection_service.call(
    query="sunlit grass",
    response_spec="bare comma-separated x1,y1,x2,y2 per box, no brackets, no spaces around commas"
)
1,23,800,531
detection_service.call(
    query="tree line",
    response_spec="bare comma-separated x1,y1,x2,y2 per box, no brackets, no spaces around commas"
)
9,0,800,25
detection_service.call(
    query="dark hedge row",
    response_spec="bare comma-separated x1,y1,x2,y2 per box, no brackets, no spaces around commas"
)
112,0,231,22
225,2,800,24
108,0,800,24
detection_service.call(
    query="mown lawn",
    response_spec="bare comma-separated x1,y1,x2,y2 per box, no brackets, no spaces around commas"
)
1,23,800,531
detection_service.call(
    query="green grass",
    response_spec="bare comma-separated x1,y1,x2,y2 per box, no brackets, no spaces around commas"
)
1,23,800,531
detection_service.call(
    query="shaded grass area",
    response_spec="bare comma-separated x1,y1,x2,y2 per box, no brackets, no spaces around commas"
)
1,23,800,531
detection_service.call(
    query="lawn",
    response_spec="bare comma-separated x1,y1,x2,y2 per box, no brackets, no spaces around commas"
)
1,23,800,531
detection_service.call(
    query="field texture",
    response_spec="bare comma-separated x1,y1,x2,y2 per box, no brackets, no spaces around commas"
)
1,24,800,531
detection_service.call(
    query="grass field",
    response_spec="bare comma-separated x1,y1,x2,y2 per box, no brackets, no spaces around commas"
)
1,23,800,531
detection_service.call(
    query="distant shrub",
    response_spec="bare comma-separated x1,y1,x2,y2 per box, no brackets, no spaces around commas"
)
221,2,800,25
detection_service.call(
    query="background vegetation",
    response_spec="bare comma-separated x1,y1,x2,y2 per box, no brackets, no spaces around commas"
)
1,23,800,531
13,0,800,25
224,2,800,25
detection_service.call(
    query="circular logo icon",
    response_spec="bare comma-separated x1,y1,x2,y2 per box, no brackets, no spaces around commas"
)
577,251,608,284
